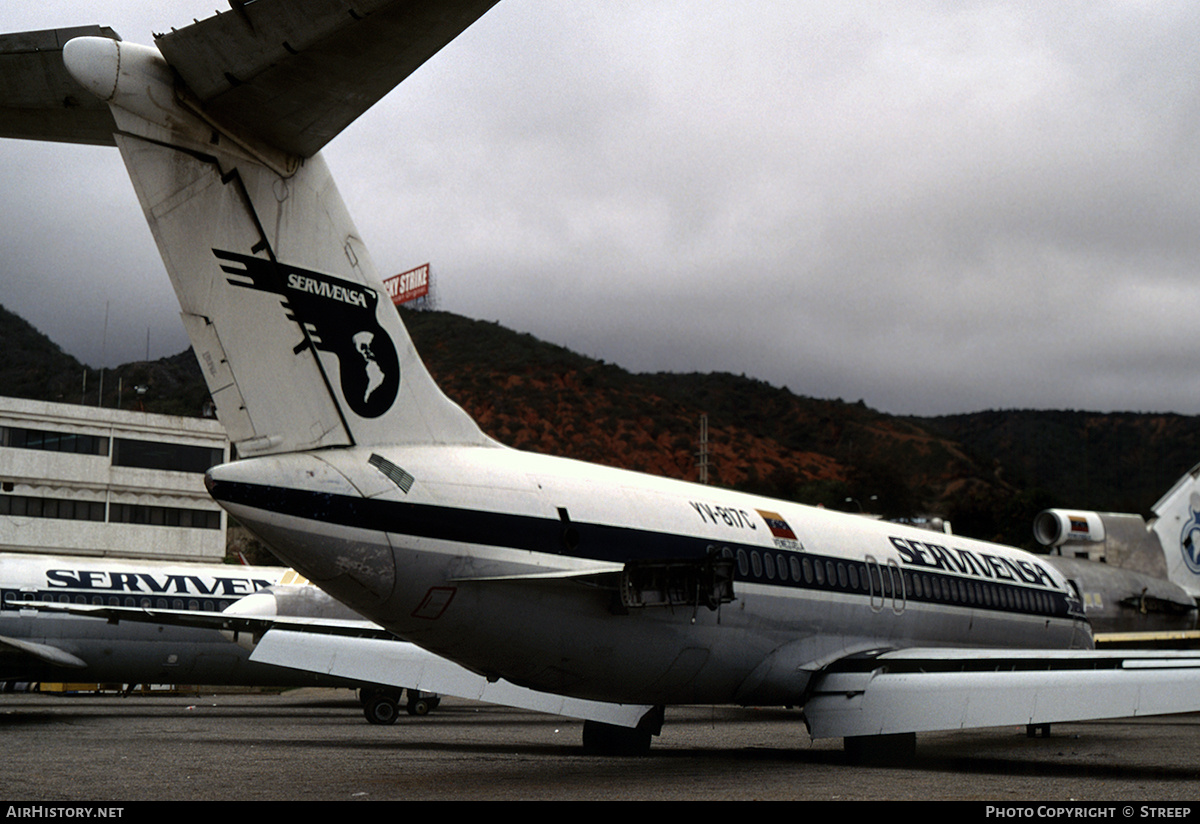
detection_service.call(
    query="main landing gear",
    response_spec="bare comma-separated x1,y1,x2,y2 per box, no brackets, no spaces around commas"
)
360,688,441,725
581,721,652,755
580,707,664,755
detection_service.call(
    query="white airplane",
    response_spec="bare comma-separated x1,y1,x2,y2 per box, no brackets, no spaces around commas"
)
0,551,328,688
5,2,1200,759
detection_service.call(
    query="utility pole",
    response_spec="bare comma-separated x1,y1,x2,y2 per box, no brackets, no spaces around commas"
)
697,413,709,485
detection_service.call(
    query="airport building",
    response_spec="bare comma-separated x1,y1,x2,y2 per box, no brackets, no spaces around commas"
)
0,396,229,562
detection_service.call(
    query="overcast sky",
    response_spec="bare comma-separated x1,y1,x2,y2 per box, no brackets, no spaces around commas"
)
3,1,1200,417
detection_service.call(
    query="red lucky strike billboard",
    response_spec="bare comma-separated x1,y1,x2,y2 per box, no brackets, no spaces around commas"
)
383,263,430,306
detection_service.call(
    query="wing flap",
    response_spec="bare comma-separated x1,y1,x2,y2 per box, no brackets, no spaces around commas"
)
22,601,655,728
155,0,499,157
252,628,654,729
803,648,1200,739
0,26,119,145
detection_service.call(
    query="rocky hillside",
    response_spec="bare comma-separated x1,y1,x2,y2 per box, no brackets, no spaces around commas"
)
400,309,998,520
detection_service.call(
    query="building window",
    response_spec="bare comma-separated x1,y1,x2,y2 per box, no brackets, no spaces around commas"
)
108,502,221,530
0,494,105,521
1,426,109,456
111,438,224,474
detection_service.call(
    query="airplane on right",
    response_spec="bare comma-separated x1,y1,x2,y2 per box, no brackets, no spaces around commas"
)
6,1,1200,759
1035,460,1200,640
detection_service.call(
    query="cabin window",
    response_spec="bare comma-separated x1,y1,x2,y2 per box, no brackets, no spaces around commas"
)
775,554,789,581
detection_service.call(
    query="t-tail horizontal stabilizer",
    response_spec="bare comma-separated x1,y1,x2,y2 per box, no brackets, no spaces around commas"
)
0,26,120,146
43,12,495,456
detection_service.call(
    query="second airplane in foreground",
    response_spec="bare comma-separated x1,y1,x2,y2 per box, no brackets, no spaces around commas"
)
5,1,1200,756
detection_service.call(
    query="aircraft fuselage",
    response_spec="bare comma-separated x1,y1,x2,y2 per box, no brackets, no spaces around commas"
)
207,443,1090,707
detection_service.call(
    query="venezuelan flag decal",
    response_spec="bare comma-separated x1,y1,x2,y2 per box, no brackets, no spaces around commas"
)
757,509,798,542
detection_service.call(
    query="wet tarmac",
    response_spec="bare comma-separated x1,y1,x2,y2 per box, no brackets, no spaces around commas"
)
1,688,1197,801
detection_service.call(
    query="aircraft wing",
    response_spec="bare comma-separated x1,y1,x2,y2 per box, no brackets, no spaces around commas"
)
23,601,655,730
21,601,396,640
153,0,499,158
249,629,653,729
803,647,1200,739
0,26,120,145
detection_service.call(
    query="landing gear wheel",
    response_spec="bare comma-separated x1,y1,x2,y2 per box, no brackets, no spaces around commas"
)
581,720,653,756
363,693,400,725
405,691,440,716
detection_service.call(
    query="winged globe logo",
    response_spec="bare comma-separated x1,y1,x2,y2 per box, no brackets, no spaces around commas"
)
213,249,401,418
1179,493,1200,575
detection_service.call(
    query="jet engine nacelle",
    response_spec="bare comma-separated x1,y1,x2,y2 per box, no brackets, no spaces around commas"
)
1032,461,1200,599
1034,508,1171,581
1033,510,1108,547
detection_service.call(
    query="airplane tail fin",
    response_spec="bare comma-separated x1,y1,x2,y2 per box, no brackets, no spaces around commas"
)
1149,462,1200,599
63,37,491,457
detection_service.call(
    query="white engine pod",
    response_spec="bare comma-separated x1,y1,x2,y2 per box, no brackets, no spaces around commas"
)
1033,510,1106,547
